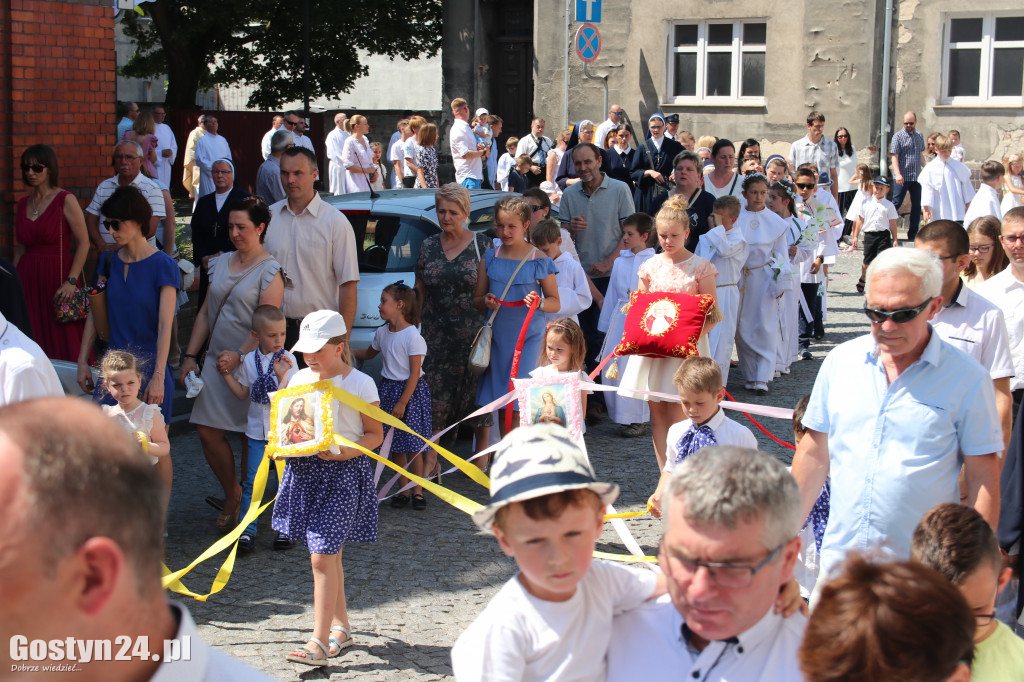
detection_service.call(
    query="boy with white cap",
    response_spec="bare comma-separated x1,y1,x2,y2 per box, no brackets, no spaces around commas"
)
451,423,664,682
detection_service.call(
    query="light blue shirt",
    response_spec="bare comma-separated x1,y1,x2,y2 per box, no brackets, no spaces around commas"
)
802,329,1002,576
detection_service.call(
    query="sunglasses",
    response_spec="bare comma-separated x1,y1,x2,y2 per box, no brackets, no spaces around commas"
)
795,182,815,190
863,297,932,325
21,163,46,173
102,219,123,231
284,120,299,126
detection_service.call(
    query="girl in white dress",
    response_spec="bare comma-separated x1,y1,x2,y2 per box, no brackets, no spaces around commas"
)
617,195,718,472
1002,154,1024,216
734,174,790,394
341,115,377,194
768,180,815,374
100,350,171,495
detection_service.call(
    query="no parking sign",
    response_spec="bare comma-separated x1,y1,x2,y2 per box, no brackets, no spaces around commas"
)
575,23,601,63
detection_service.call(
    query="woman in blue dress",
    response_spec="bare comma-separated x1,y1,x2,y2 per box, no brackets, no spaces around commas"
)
473,196,559,445
77,186,178,458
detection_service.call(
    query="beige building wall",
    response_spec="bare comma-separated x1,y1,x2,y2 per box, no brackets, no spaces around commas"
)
533,0,1022,168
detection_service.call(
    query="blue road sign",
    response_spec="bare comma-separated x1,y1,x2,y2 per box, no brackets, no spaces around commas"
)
575,0,601,23
575,23,601,63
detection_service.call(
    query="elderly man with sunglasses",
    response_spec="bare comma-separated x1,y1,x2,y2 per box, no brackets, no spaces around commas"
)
792,247,1002,602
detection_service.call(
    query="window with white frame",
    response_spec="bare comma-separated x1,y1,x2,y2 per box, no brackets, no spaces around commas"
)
667,20,766,104
942,14,1024,104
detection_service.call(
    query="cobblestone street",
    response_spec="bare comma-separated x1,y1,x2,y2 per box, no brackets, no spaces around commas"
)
164,246,873,680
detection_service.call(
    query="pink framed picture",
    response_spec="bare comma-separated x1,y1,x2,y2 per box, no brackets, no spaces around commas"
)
514,373,584,443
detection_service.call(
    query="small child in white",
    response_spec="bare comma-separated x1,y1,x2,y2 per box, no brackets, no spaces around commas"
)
531,219,592,325
850,176,899,293
649,357,756,517
920,133,976,223
696,195,748,385
496,137,518,192
451,423,665,682
598,213,655,436
949,129,965,162
964,160,1005,226
220,304,298,551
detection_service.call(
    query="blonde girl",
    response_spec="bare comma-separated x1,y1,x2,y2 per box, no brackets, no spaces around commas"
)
530,318,594,431
617,195,719,471
1002,154,1024,215
274,310,384,666
100,350,171,494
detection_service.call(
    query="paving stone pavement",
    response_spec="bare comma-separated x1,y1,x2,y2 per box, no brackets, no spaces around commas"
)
163,244,875,679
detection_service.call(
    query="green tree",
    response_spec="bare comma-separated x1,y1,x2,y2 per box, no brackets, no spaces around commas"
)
120,0,442,110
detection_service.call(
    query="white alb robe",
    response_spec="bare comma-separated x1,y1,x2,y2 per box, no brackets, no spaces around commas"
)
920,157,975,222
194,132,231,199
776,216,814,372
153,122,177,189
695,224,748,386
326,127,350,196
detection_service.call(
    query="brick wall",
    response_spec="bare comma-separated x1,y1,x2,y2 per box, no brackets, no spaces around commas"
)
0,0,115,260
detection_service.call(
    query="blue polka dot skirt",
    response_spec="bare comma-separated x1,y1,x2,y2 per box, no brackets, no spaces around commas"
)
377,376,433,453
272,454,379,554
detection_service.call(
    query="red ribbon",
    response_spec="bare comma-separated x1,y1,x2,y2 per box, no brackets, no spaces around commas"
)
498,297,541,433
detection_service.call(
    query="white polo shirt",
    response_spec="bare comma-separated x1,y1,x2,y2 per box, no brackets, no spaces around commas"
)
979,266,1024,391
932,282,1014,381
85,173,166,247
853,195,898,233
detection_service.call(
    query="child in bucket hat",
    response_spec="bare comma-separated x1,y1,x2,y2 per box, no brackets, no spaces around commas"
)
453,423,666,682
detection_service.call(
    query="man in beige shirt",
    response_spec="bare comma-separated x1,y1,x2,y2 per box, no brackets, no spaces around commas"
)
181,115,207,201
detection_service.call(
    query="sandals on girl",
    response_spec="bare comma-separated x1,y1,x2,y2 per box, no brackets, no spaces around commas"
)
286,637,328,667
856,278,866,294
329,624,353,657
411,493,427,511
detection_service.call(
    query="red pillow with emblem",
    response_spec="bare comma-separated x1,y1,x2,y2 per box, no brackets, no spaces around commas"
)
613,291,715,359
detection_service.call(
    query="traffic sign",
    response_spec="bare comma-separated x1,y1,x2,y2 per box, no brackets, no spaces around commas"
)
575,23,601,63
575,0,601,23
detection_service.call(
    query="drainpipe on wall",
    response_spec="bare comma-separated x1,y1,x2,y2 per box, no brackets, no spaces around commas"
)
879,0,893,177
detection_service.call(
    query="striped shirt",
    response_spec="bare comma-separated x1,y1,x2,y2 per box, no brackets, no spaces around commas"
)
888,128,926,181
85,173,166,246
789,135,839,177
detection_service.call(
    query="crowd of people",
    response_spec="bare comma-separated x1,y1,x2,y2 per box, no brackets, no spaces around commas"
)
2,95,1024,679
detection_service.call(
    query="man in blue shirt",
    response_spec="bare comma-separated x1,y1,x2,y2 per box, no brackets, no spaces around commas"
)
889,111,927,240
791,247,1002,598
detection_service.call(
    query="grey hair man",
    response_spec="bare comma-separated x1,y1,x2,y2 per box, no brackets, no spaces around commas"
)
792,247,1001,599
607,447,806,681
85,141,166,251
256,129,293,205
0,398,275,681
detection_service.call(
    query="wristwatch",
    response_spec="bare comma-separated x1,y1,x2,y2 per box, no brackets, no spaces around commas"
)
66,276,77,285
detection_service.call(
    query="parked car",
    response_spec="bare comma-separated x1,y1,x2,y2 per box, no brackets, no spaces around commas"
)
323,188,506,379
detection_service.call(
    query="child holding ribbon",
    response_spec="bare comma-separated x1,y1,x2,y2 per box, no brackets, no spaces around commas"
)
353,282,433,511
99,349,171,496
273,310,383,666
220,304,297,552
473,195,560,437
530,318,594,433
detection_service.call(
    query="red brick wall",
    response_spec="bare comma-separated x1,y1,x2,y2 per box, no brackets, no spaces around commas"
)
0,0,115,260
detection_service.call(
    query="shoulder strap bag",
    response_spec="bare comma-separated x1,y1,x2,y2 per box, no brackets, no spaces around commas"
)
468,247,537,376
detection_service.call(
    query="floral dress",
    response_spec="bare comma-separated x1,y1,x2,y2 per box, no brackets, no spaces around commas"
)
416,145,439,188
415,231,494,432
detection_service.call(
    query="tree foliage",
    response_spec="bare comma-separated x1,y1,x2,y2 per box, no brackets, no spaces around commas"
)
120,0,442,110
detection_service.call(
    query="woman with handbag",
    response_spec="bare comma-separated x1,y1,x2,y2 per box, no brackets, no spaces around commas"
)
179,196,284,530
414,184,493,470
14,144,90,361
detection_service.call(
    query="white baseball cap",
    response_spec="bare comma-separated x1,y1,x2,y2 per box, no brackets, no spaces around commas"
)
290,310,347,354
472,423,618,533
475,107,489,118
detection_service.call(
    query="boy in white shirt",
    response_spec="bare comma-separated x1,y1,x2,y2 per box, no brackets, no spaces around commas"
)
696,195,748,385
648,357,757,516
221,305,298,552
532,219,592,325
921,133,976,223
850,175,899,291
451,423,664,682
598,213,655,436
389,119,410,189
496,137,518,192
964,161,1005,226
794,168,838,351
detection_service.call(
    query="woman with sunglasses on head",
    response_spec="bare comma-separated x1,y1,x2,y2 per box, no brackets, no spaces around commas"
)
14,144,90,361
76,186,179,475
834,128,858,240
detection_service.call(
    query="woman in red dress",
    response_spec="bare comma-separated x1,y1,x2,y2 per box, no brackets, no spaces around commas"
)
13,144,90,361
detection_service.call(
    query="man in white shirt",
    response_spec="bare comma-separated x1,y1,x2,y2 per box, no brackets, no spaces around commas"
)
260,114,284,160
664,113,680,140
389,119,410,189
151,105,177,189
193,116,231,200
515,117,553,189
917,221,1014,451
448,98,486,189
980,207,1024,415
0,398,275,682
607,446,806,681
85,142,166,250
594,104,625,148
920,134,975,224
0,313,62,405
263,147,359,357
290,112,315,156
325,112,349,196
963,161,1004,226
789,111,839,201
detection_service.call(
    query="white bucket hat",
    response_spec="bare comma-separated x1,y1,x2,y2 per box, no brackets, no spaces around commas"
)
290,310,347,354
472,423,619,533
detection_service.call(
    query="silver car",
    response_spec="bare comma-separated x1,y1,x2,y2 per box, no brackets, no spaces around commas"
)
323,188,506,379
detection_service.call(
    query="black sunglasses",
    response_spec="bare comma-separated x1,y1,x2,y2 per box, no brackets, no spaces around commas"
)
284,119,298,126
102,219,123,232
863,297,932,325
795,182,815,190
21,163,46,173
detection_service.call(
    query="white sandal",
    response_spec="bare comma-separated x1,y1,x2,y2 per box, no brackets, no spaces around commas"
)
285,637,328,666
329,624,353,657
